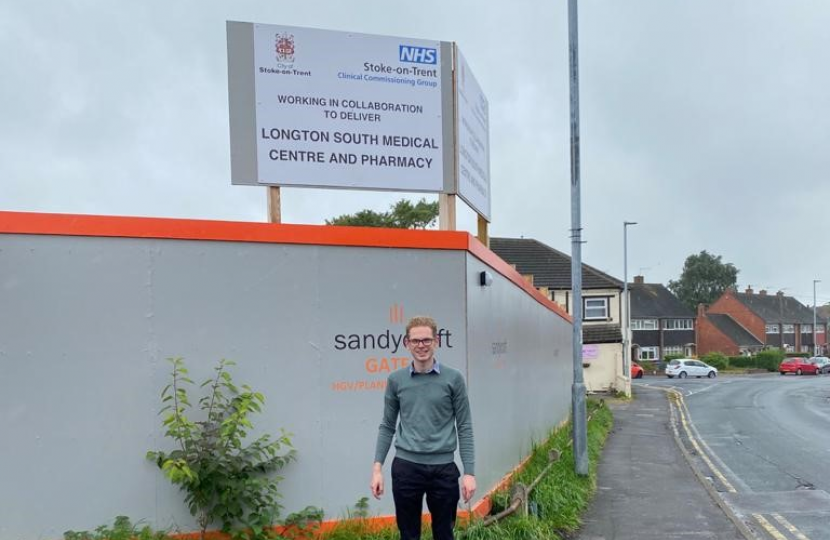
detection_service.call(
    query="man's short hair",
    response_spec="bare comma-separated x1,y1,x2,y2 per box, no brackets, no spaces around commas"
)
406,316,437,338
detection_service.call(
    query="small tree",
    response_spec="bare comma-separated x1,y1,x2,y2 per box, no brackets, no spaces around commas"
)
147,358,296,540
326,198,439,229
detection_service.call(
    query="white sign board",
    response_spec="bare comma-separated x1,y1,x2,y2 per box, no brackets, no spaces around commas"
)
229,23,448,191
455,47,491,221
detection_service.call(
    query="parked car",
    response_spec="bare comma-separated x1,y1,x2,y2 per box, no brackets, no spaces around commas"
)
631,361,644,379
665,358,718,379
809,356,830,374
779,357,819,375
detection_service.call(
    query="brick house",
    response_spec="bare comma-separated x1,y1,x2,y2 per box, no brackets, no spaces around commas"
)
629,276,697,361
697,287,827,355
490,237,626,393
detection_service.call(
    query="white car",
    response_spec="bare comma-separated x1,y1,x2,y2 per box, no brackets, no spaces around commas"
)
665,358,718,379
809,356,830,374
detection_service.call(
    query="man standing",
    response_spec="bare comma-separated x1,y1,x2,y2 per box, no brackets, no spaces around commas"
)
370,316,475,540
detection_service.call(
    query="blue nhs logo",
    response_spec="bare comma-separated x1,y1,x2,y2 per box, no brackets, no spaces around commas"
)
399,45,437,65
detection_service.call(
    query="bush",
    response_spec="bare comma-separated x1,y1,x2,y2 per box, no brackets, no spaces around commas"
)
147,358,301,540
701,352,728,370
728,356,756,369
785,352,810,358
663,353,685,362
755,349,785,371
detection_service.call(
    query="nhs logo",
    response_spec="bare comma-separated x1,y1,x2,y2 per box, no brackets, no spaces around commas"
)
399,45,438,65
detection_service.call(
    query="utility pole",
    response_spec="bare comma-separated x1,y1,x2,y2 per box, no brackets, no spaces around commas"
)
623,221,637,397
567,0,588,476
814,280,821,356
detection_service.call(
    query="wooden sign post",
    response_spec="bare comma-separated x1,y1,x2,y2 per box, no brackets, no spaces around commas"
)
439,193,457,231
267,186,281,224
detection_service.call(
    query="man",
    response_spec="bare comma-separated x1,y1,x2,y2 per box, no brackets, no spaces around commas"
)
370,316,475,540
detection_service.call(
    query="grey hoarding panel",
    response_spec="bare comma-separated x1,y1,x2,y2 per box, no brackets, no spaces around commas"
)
298,245,467,517
464,254,573,498
0,231,570,539
0,234,467,537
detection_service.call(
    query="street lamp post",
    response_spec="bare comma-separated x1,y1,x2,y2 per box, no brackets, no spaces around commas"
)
567,0,588,476
814,280,821,356
623,221,637,395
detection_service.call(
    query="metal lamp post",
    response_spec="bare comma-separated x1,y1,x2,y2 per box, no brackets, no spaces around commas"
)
623,221,637,395
567,0,588,476
814,280,821,356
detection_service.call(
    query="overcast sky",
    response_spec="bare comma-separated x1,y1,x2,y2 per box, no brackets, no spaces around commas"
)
2,1,829,305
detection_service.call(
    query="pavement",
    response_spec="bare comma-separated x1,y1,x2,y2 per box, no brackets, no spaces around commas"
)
575,385,749,540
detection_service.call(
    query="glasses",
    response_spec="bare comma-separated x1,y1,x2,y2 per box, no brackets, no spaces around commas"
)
407,338,435,347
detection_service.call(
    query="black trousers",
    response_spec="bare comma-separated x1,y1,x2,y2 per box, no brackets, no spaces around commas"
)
391,457,460,540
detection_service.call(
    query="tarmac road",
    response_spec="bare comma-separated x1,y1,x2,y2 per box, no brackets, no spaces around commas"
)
639,374,830,539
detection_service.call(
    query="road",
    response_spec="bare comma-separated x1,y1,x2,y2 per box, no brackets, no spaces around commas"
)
639,374,830,540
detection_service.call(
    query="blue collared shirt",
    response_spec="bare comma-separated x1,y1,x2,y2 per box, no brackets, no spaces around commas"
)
410,359,441,376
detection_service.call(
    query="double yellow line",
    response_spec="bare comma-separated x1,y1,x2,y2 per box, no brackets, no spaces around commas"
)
671,391,736,493
668,390,812,540
753,513,810,540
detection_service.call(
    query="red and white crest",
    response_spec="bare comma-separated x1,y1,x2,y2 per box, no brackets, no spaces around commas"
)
275,33,295,62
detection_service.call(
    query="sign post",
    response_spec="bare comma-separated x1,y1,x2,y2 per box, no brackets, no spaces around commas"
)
228,22,449,192
227,23,492,236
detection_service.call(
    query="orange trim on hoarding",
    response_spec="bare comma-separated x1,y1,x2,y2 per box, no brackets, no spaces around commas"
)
0,211,470,250
0,211,571,322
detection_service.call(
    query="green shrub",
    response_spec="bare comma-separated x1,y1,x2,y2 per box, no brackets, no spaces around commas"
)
728,356,755,369
701,352,728,370
785,352,810,358
755,350,785,371
147,358,303,540
663,353,685,362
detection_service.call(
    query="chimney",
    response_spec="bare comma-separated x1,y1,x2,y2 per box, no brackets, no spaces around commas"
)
634,275,645,284
759,289,768,296
697,303,708,317
745,286,753,295
776,290,784,297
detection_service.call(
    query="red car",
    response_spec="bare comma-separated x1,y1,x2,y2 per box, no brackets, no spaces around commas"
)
631,361,644,379
779,357,819,376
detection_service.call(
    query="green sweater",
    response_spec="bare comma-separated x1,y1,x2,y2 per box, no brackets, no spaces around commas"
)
374,362,475,475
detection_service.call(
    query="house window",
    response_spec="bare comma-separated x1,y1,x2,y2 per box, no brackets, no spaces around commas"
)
782,324,795,334
663,319,694,330
631,319,658,330
802,325,813,334
584,298,608,320
766,324,779,334
639,346,659,360
663,345,683,356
